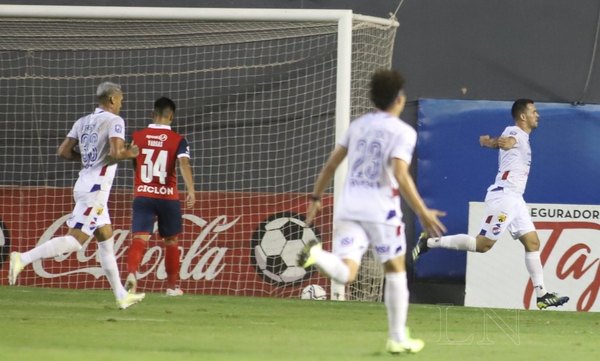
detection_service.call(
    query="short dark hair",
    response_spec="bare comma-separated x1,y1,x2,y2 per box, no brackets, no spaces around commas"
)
369,69,405,110
154,96,176,116
511,98,534,119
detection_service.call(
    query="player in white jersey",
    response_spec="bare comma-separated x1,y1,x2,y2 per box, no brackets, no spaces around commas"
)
8,82,146,309
412,99,569,310
297,69,446,355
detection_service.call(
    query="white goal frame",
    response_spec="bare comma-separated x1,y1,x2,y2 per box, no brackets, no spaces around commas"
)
0,4,399,300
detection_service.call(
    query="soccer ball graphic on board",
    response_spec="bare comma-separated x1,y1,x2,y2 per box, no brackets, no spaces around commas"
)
251,212,319,285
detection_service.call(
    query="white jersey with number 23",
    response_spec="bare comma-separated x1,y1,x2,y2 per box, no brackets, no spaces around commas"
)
334,110,416,226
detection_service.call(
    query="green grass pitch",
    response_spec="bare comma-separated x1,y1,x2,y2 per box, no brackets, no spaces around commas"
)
0,287,597,361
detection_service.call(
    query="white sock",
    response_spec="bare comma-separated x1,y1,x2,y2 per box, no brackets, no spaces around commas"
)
313,248,350,284
525,251,546,297
97,238,127,300
427,234,476,252
385,272,408,343
20,235,81,266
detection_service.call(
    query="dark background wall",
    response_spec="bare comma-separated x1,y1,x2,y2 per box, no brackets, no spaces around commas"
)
4,0,600,104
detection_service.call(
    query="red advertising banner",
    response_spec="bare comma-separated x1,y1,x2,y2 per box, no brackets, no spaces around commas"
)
0,187,332,298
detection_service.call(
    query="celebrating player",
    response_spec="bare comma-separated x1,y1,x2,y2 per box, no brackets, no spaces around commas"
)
125,96,196,296
412,99,569,310
298,69,446,354
9,82,146,309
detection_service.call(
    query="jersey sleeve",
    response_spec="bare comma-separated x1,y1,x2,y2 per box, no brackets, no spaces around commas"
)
109,116,126,140
337,126,351,149
177,137,190,158
391,126,417,165
502,126,521,148
66,119,80,140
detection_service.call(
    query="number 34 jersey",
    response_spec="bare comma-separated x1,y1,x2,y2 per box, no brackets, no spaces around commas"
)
335,111,417,226
132,124,190,200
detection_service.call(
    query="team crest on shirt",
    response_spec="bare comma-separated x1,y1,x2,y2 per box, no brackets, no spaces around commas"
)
114,124,123,134
492,224,502,235
497,213,507,223
89,217,98,231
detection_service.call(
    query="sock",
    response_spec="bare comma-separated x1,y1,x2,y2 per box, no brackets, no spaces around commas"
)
165,243,180,289
20,235,82,266
525,251,546,297
313,248,350,284
97,238,127,300
126,237,147,275
427,234,476,252
385,272,409,343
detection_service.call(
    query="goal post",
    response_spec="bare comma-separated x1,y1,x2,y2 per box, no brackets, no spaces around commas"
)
0,5,398,301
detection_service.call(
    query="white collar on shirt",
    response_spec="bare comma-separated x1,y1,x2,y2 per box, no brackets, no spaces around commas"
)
149,124,171,130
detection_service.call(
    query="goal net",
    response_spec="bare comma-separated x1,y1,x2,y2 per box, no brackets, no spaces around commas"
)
0,6,397,301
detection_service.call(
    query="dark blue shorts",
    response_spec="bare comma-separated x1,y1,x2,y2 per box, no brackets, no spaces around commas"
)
132,197,182,238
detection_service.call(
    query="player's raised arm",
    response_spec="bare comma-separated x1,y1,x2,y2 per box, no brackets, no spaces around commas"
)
479,135,516,150
178,156,196,209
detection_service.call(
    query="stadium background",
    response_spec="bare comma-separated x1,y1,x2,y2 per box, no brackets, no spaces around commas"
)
2,0,600,304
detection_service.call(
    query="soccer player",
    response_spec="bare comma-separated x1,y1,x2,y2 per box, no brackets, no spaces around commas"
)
9,82,146,310
411,99,570,310
297,69,446,354
124,97,196,296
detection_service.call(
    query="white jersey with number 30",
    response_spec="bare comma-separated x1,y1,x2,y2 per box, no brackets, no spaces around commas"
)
334,111,416,226
67,108,126,193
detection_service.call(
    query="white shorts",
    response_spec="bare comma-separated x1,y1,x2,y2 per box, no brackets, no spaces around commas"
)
479,190,535,241
332,220,406,264
66,190,111,236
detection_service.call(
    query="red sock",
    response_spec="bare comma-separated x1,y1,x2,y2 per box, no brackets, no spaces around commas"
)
165,243,180,289
127,237,147,274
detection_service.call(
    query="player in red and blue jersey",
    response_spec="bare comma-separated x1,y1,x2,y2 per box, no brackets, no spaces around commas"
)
125,97,196,296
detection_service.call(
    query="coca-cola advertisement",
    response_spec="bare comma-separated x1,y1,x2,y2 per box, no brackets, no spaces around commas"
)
0,187,332,298
465,202,600,312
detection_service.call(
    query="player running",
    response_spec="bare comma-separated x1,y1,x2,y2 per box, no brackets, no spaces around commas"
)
9,82,145,309
298,69,446,354
125,96,196,296
412,99,569,310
